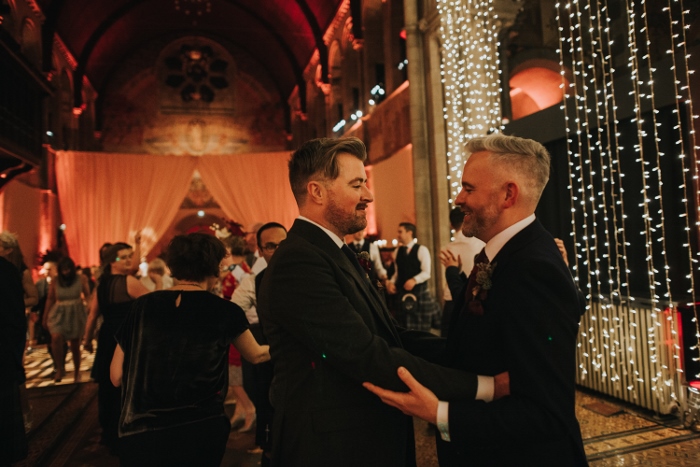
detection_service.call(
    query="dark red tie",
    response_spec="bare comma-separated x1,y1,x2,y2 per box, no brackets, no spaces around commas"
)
464,248,489,314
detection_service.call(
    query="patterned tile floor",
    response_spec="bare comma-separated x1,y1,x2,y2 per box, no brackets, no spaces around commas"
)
21,345,700,466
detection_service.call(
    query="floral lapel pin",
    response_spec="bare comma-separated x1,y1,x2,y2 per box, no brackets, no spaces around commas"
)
357,251,384,291
468,262,496,315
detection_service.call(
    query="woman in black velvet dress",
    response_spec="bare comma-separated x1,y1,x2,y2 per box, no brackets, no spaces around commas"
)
110,233,270,466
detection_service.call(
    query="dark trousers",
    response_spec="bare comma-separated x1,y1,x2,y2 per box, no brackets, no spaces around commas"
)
441,300,454,337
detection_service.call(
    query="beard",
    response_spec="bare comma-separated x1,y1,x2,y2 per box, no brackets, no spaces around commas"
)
326,197,368,236
461,203,499,240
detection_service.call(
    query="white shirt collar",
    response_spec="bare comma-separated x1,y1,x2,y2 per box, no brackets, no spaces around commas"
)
404,238,418,248
297,216,345,248
483,214,536,262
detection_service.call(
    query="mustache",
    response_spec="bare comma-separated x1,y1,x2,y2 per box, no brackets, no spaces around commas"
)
356,203,369,210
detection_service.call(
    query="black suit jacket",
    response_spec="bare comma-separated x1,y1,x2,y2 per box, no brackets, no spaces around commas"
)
440,219,587,466
258,220,479,467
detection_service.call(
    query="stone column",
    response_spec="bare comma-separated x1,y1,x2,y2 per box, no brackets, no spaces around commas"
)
403,0,435,276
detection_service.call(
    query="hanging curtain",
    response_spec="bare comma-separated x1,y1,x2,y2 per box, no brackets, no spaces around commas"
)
197,152,298,229
55,152,198,266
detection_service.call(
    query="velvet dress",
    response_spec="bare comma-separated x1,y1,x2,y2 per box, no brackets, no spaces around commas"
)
115,290,249,466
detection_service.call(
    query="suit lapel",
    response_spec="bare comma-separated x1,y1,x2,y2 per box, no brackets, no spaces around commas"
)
290,220,400,343
449,220,544,338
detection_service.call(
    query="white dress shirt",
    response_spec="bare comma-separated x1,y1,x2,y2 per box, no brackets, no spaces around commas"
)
231,272,259,324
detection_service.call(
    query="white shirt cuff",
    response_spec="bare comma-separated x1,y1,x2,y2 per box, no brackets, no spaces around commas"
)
476,375,494,402
436,400,451,442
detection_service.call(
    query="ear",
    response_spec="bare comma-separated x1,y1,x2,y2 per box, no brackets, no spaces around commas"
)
307,181,326,206
502,182,519,208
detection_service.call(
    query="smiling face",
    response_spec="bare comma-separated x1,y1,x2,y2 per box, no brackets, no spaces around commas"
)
397,226,413,245
111,248,134,274
455,151,504,243
323,153,373,237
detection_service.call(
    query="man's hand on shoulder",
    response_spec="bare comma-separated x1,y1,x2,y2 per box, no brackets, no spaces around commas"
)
363,367,439,424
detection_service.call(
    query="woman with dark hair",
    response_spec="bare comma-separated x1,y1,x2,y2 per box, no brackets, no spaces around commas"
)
43,257,91,382
110,233,269,466
83,241,150,455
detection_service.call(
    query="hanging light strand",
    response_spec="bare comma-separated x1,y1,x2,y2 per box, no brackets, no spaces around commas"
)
665,0,700,378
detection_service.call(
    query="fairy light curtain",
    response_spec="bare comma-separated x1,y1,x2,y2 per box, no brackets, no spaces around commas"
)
436,0,502,209
554,0,699,402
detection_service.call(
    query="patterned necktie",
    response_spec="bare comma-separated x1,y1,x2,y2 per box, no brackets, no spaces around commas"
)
464,248,489,314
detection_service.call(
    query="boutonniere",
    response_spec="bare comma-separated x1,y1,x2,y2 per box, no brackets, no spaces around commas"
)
356,251,384,291
472,262,496,301
357,251,373,279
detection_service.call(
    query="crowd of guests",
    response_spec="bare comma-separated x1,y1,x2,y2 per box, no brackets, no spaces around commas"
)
2,133,586,467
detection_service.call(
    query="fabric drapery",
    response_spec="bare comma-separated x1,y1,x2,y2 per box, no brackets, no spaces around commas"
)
196,152,298,229
55,151,299,267
55,152,198,266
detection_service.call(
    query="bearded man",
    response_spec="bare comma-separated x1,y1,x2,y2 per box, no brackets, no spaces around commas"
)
365,134,587,466
257,137,503,467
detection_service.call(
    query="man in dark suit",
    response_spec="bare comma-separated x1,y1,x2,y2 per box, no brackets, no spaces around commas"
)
257,137,502,467
365,134,588,466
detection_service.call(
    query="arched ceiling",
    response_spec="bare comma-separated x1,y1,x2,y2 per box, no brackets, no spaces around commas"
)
36,0,344,108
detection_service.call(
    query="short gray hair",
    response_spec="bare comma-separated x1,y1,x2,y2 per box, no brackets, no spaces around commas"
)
466,134,550,205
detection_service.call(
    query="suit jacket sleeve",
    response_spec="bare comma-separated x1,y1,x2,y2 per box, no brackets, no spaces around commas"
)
264,241,478,401
445,266,467,302
447,253,583,445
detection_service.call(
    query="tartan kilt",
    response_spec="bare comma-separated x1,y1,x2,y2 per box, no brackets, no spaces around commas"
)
401,283,440,332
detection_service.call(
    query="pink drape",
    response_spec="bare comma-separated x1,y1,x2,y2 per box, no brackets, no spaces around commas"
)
197,152,298,229
55,152,198,266
55,151,300,267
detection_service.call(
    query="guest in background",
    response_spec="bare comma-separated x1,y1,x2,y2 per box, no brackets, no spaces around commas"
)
110,233,270,467
219,234,256,432
0,252,28,464
231,221,288,465
438,207,484,337
43,257,91,382
0,231,38,309
83,241,150,455
245,222,266,274
385,223,439,331
139,258,172,291
0,231,38,431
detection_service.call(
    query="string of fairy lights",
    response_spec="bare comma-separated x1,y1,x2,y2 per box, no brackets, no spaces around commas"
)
553,0,700,407
435,0,699,408
435,0,502,210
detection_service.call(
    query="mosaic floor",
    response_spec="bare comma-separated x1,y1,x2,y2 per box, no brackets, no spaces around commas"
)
19,345,700,466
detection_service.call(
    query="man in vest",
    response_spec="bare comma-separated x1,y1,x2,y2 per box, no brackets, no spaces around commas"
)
386,222,437,331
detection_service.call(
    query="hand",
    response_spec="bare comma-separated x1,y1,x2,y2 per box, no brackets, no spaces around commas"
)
363,367,439,424
385,281,397,295
403,278,417,292
134,230,142,245
83,339,94,353
554,238,569,267
439,249,461,269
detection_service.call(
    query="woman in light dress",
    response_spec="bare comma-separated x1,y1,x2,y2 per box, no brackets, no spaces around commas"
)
43,257,91,382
